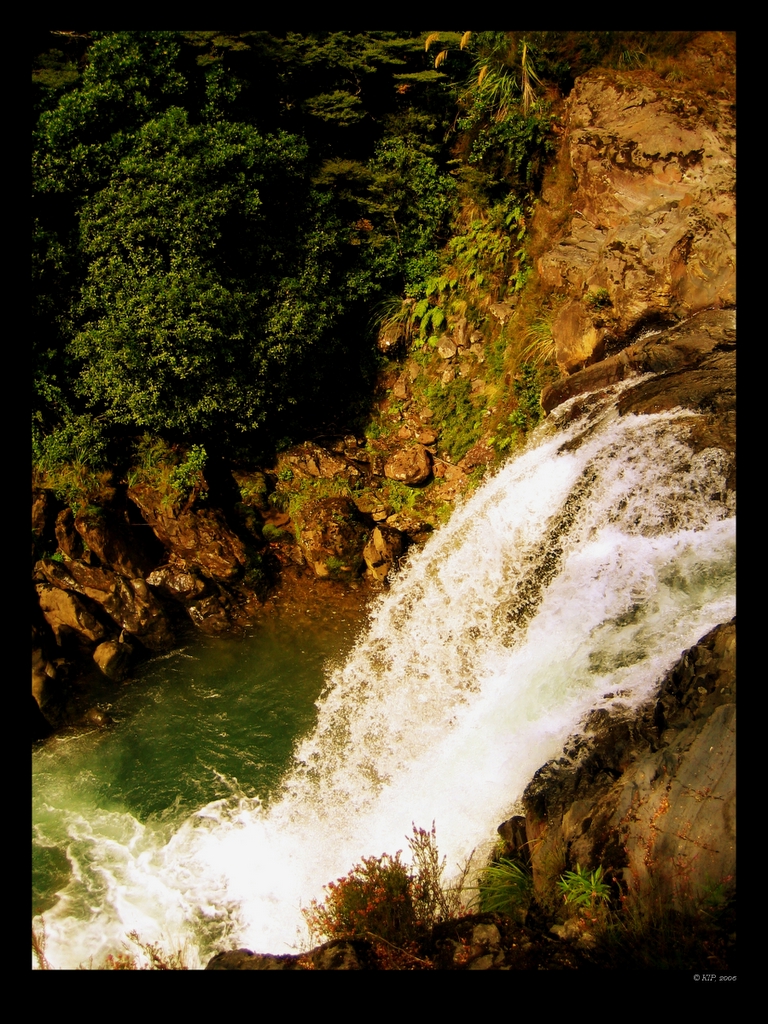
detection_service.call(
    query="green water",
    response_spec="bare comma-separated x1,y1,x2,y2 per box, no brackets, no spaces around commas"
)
32,609,365,918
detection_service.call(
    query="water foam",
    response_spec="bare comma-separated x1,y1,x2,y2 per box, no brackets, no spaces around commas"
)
33,387,735,968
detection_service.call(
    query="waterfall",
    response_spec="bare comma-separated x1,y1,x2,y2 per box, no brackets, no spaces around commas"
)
32,379,735,969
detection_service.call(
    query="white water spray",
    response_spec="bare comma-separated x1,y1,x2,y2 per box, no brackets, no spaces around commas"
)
33,382,735,968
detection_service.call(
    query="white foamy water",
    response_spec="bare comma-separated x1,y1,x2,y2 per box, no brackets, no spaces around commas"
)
33,385,735,969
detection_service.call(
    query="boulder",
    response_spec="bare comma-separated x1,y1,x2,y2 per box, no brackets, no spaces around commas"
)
74,506,158,578
93,638,133,681
541,308,736,414
437,336,458,360
206,939,368,970
489,302,515,324
275,444,360,483
128,482,247,583
452,316,469,348
384,445,432,486
363,526,404,584
146,561,207,601
36,584,106,646
32,646,59,710
292,497,368,579
59,562,174,650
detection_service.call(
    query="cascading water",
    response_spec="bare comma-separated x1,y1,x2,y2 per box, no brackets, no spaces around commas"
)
32,378,735,969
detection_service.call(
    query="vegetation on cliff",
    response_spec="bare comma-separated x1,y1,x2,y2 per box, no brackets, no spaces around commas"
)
33,30,709,478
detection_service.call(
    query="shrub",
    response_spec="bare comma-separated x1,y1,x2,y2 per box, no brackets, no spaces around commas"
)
304,851,417,945
303,823,470,947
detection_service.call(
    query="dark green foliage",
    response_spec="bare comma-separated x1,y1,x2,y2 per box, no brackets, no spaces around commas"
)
67,108,340,439
32,30,702,473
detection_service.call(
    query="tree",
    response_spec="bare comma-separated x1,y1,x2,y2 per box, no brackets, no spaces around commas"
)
67,107,347,443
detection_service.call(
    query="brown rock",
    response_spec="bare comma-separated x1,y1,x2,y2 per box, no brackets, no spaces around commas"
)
32,488,57,550
63,562,174,650
522,619,736,916
128,482,247,582
55,509,84,560
535,47,735,372
206,939,368,971
437,336,458,360
93,639,133,681
36,584,106,646
292,497,368,579
384,446,432,486
453,316,469,347
393,378,409,400
74,507,153,578
489,302,515,324
541,308,735,413
146,562,207,601
363,526,404,584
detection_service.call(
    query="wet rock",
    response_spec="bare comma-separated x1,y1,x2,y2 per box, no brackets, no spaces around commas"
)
292,497,368,580
32,694,53,741
146,561,207,601
497,815,530,865
363,526,404,584
541,308,735,413
384,445,432,486
32,645,60,714
186,589,238,636
82,706,114,728
36,584,107,646
93,638,133,681
61,562,174,650
74,506,155,578
128,482,247,583
521,619,736,915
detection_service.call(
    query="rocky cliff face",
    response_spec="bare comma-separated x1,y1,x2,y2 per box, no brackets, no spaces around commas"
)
515,619,735,915
534,32,735,373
